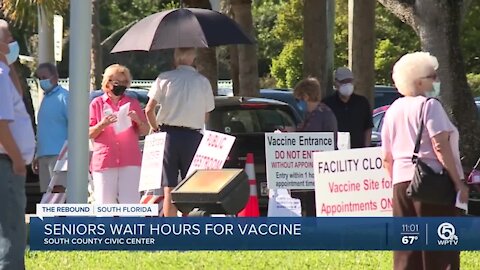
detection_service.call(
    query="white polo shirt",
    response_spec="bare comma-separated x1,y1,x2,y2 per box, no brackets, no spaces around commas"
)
148,65,215,130
0,62,35,164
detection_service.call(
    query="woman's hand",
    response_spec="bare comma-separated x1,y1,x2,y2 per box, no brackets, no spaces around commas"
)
100,114,117,127
128,110,141,123
456,182,469,204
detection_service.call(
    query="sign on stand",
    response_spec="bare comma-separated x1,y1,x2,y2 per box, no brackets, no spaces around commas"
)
139,133,166,191
186,130,236,178
265,132,335,190
313,147,392,217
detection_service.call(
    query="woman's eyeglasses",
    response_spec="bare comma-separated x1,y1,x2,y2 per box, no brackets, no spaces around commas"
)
420,74,437,80
108,79,129,85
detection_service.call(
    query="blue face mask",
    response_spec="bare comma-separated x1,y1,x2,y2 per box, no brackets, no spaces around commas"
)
297,99,307,116
426,82,441,98
6,41,19,65
39,78,54,93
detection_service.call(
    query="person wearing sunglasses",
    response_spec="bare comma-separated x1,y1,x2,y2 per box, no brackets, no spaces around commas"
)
381,52,468,270
89,64,149,204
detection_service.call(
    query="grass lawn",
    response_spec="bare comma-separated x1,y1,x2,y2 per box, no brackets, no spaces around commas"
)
26,251,480,270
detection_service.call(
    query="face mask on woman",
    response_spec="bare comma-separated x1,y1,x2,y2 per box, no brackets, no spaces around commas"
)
112,85,127,96
426,82,441,98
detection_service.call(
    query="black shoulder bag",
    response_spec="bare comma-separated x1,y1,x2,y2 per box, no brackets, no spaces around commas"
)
405,98,457,205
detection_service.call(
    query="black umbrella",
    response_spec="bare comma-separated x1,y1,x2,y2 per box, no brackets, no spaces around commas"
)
111,8,254,53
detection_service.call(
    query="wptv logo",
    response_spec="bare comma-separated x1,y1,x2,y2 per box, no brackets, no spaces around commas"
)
437,222,458,246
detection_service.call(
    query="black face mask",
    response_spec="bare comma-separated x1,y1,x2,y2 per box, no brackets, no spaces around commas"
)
112,85,127,96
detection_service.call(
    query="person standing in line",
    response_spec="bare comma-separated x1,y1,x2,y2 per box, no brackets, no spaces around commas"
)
323,67,373,148
0,19,36,270
381,52,468,270
145,47,215,217
32,63,68,193
89,64,149,204
290,77,338,217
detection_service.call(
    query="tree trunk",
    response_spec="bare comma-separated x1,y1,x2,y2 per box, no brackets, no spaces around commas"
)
91,0,103,90
183,0,219,95
415,0,480,168
231,0,259,97
378,0,480,168
303,0,327,97
38,6,55,65
229,45,240,96
348,0,375,107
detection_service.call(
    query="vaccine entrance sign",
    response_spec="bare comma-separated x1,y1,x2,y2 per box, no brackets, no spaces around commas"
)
313,147,392,216
30,217,480,250
265,132,335,189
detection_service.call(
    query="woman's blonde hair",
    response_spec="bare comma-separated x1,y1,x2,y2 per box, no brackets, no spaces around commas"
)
101,64,132,90
392,52,439,96
293,77,322,102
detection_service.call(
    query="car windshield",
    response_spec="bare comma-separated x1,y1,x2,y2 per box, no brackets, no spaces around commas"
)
207,107,296,134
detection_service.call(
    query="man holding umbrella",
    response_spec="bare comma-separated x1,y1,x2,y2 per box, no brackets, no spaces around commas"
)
145,47,215,217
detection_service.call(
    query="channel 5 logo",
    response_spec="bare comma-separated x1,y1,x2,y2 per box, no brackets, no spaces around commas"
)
437,222,458,246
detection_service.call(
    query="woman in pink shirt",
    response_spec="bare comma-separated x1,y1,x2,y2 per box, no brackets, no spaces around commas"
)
89,64,149,204
381,52,469,270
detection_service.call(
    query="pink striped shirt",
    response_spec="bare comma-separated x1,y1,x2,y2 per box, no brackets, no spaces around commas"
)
89,93,146,172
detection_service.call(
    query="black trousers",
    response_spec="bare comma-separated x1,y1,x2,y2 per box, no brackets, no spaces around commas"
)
393,181,460,270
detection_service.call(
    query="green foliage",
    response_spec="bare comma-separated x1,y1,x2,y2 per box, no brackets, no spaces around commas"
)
462,1,480,74
271,39,303,88
467,73,480,97
272,0,303,41
334,0,348,68
374,3,420,85
252,0,283,77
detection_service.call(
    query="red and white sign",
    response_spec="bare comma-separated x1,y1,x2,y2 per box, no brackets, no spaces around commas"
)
139,133,167,191
53,141,68,172
186,130,236,178
265,132,335,190
313,147,392,217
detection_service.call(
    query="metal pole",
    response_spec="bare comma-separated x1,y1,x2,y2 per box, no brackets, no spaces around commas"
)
67,0,92,203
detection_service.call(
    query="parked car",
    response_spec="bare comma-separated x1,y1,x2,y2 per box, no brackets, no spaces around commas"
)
374,85,402,109
207,96,302,216
370,100,480,146
260,88,305,119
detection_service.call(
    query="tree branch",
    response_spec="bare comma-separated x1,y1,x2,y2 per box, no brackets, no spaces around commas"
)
100,20,138,47
377,0,417,30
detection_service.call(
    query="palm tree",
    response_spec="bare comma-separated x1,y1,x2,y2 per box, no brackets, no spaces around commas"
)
1,0,68,64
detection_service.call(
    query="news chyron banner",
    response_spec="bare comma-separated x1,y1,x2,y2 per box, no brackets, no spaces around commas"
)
265,132,335,189
313,147,392,216
30,217,480,250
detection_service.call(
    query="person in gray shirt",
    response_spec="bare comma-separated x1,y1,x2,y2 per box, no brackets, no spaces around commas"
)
291,77,338,217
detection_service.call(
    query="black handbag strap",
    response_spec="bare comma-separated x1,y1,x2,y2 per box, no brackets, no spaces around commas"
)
412,97,434,163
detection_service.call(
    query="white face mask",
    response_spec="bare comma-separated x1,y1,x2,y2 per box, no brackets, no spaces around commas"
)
426,82,441,97
339,83,354,97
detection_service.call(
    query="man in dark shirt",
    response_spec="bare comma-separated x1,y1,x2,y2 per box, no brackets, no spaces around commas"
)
323,67,373,148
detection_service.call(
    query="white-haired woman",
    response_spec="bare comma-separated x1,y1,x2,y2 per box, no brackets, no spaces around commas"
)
381,52,468,270
89,64,149,204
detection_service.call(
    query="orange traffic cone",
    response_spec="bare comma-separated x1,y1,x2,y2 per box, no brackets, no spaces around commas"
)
237,153,260,217
140,193,164,217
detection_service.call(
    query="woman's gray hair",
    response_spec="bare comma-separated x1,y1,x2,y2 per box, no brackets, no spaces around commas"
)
392,52,439,96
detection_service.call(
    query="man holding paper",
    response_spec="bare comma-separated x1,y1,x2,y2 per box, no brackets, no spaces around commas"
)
89,64,149,204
